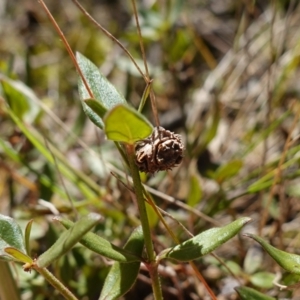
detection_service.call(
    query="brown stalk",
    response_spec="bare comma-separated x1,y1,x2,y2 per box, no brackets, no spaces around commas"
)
38,0,94,100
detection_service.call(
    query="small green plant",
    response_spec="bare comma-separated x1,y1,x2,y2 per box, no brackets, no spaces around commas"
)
1,1,300,300
0,1,251,299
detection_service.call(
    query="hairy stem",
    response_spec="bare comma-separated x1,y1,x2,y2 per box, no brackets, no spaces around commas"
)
35,267,77,300
126,144,163,300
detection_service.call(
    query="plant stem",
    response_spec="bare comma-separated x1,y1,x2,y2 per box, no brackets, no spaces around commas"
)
126,144,163,300
148,261,163,300
34,266,78,300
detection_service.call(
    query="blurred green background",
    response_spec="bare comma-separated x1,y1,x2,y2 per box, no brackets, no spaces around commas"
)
1,0,300,299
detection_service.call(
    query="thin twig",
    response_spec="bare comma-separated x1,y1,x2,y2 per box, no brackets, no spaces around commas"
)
146,185,220,226
190,262,218,300
130,0,150,79
71,0,146,82
130,0,160,126
210,253,243,284
38,0,94,100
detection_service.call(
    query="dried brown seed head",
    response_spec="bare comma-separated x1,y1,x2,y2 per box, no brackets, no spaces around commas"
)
135,126,184,174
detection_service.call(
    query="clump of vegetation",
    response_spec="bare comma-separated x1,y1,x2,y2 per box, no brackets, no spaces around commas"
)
1,1,300,299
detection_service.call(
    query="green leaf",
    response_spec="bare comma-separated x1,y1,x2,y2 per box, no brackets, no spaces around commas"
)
247,180,273,193
243,246,263,274
24,220,33,256
235,286,276,300
59,218,142,263
37,213,102,268
287,183,300,197
0,214,26,261
99,226,144,300
213,159,243,183
187,175,202,207
245,233,300,274
281,273,300,286
138,82,152,113
161,217,251,262
1,77,41,123
4,247,33,264
77,52,126,129
84,99,107,120
221,260,241,275
104,104,153,144
145,201,159,228
2,81,29,119
249,272,275,289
